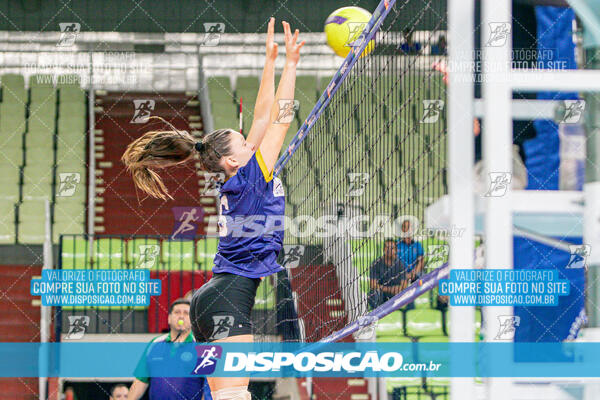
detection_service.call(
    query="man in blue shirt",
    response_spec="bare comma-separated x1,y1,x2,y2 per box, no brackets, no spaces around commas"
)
397,219,425,283
129,298,212,400
368,239,408,310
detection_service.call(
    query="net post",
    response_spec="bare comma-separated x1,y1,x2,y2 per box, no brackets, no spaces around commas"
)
39,199,52,400
448,0,477,399
482,0,514,399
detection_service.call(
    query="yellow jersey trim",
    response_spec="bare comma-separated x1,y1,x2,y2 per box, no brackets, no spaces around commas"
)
256,149,273,182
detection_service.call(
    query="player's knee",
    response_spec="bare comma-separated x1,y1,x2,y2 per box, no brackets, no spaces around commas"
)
213,386,251,400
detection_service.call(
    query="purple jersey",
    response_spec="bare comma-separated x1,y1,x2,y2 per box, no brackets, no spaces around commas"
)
213,150,285,278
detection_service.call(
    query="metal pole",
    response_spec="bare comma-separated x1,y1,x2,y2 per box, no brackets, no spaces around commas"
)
482,0,514,399
87,52,96,261
39,199,52,399
448,0,476,399
197,51,214,135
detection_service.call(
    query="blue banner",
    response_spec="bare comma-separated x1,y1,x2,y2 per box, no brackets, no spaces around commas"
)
6,342,600,378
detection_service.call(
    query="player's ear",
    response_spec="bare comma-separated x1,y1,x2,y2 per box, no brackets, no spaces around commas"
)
225,156,240,169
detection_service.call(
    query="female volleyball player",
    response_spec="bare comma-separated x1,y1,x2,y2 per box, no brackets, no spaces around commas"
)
121,18,303,400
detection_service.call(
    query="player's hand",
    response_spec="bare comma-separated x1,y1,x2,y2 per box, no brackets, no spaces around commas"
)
266,17,278,61
282,21,305,65
432,60,448,85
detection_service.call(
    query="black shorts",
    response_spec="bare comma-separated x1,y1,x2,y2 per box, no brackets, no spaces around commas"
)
190,272,261,342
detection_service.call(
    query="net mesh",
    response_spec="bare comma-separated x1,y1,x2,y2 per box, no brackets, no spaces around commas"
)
252,0,450,343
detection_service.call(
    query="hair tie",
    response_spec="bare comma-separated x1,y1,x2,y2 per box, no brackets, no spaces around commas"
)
194,141,205,152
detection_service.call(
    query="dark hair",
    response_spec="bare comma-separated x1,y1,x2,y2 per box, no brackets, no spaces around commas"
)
121,119,235,200
384,238,396,246
169,298,190,314
110,383,128,397
195,128,234,175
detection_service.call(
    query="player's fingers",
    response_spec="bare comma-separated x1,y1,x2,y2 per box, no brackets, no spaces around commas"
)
292,29,299,44
282,21,290,40
296,40,306,51
267,17,274,38
285,22,292,42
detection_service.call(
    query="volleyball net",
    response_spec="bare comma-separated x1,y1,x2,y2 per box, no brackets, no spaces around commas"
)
254,0,454,343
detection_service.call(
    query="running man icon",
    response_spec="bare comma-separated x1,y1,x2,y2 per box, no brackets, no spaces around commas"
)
193,345,223,375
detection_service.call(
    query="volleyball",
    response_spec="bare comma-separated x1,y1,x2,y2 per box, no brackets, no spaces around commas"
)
324,6,375,58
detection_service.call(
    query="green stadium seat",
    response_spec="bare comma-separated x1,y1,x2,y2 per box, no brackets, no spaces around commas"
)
413,293,432,309
196,237,218,271
59,86,86,103
26,129,54,147
60,235,90,268
53,220,85,244
21,182,52,200
426,377,450,387
19,200,46,222
1,74,25,90
17,199,46,244
405,393,434,400
27,113,55,134
418,335,449,343
18,220,46,243
351,238,382,270
0,114,27,135
254,277,275,310
405,309,444,337
386,378,422,394
127,238,161,269
161,240,195,270
0,175,19,201
58,116,86,134
375,311,404,338
0,201,16,243
93,238,126,268
57,131,86,149
54,200,85,225
1,74,27,104
30,87,57,104
56,145,85,164
29,74,54,87
25,148,54,168
59,102,85,116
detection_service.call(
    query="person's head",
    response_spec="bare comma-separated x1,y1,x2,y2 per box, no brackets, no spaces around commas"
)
383,239,397,260
109,384,128,400
401,219,413,242
122,119,255,199
403,28,413,43
168,298,191,334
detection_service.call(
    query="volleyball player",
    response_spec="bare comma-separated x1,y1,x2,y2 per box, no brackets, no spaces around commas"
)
121,18,303,400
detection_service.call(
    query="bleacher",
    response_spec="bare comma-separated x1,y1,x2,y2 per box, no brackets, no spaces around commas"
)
0,73,87,244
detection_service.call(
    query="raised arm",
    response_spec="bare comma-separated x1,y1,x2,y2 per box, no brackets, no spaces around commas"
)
259,21,304,172
246,17,278,149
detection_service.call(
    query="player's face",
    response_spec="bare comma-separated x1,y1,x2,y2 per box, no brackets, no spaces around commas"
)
168,304,191,332
110,386,128,400
225,131,255,170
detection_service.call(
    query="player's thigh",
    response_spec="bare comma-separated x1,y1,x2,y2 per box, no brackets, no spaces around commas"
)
206,334,253,392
